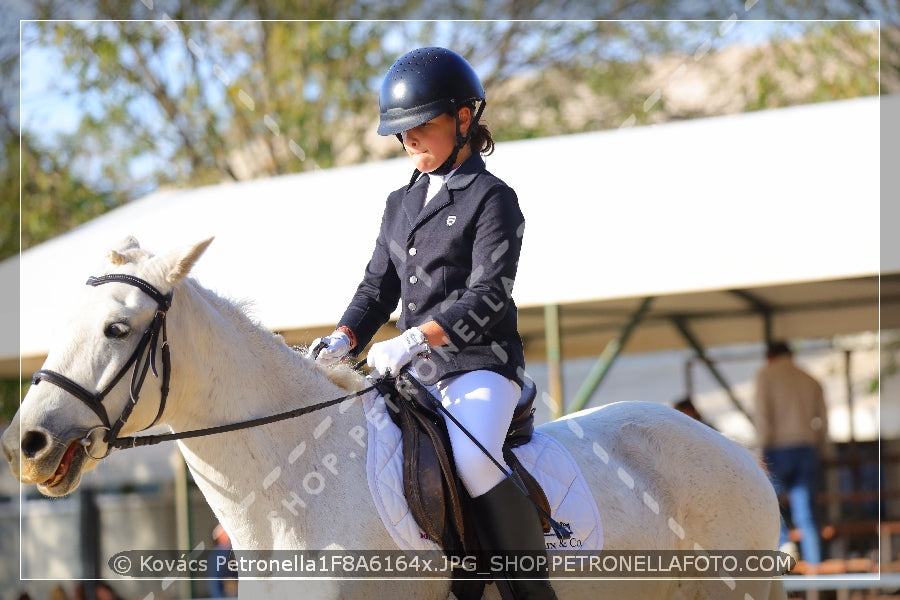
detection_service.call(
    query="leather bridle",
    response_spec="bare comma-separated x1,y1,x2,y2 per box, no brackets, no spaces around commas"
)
31,274,173,458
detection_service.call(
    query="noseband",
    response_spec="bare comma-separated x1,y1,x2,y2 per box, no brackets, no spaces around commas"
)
31,274,173,457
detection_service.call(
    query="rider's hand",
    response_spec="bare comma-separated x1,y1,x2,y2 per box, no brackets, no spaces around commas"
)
367,328,428,376
307,331,352,366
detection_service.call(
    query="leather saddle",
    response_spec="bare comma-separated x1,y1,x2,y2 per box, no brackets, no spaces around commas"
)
375,372,552,555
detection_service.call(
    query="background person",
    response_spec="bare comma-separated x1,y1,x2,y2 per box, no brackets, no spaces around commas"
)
672,396,715,429
754,340,829,569
209,523,238,597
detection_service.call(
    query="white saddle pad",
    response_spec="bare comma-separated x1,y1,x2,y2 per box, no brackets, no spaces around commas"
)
362,390,603,552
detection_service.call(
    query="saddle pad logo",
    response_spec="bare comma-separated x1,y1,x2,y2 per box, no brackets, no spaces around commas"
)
446,215,457,226
545,521,588,550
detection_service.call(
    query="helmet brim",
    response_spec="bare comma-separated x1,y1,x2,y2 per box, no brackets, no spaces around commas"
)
377,98,454,136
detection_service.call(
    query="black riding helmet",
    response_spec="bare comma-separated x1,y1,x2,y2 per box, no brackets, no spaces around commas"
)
378,47,486,177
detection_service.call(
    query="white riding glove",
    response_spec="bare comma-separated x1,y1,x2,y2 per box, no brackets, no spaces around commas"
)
307,331,351,366
367,327,429,376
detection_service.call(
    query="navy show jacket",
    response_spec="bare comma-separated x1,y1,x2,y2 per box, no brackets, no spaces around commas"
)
338,153,526,386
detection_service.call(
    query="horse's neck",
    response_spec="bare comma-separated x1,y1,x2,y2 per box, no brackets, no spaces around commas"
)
164,281,370,550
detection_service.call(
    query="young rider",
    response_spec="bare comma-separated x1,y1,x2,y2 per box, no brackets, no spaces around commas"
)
309,47,555,599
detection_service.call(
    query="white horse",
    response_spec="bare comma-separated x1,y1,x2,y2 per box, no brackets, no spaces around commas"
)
2,237,787,600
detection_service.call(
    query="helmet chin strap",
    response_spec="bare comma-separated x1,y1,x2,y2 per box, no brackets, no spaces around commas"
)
431,117,465,176
432,101,485,176
430,146,462,176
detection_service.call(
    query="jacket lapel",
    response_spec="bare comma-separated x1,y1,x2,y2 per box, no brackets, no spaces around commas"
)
402,176,429,227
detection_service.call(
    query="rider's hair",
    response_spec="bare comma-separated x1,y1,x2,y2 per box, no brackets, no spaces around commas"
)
460,102,494,156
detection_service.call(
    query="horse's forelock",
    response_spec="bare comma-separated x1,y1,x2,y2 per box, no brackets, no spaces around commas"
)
106,247,152,267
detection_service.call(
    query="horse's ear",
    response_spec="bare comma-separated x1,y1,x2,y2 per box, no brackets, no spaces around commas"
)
163,237,215,284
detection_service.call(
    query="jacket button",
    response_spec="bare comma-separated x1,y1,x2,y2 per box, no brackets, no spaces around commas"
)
409,276,418,284
409,247,417,256
408,302,417,311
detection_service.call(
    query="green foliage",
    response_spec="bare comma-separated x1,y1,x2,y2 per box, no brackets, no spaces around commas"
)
0,378,27,425
21,134,119,251
0,139,18,259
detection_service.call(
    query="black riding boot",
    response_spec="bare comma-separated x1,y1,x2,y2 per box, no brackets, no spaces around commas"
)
471,476,558,600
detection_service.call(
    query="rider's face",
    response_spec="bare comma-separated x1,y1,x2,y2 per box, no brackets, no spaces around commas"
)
401,107,472,173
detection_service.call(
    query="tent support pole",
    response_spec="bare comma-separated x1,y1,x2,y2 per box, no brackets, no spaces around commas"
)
544,303,564,419
568,297,654,414
671,317,752,421
729,289,774,343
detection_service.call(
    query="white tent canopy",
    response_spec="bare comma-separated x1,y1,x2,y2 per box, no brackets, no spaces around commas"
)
2,95,887,377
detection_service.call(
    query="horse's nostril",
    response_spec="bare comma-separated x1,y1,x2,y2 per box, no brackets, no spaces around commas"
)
21,431,49,458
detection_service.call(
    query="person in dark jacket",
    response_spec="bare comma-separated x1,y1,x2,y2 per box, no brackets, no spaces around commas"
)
309,47,555,599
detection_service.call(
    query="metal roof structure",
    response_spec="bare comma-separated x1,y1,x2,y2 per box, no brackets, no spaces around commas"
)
1,95,891,382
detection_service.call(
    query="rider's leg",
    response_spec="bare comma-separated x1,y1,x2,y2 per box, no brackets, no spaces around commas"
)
435,370,556,600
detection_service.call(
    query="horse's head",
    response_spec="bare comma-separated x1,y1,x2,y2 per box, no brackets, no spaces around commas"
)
1,236,212,497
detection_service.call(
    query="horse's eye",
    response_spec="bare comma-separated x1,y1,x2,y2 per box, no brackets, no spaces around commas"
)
104,322,130,339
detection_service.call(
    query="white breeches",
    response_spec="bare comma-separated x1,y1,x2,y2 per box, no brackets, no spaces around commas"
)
421,370,520,498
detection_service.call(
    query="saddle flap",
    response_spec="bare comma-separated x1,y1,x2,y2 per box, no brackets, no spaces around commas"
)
399,407,449,543
392,375,471,553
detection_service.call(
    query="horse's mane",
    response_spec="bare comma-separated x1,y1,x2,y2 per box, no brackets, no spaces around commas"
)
295,344,368,392
185,278,367,393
